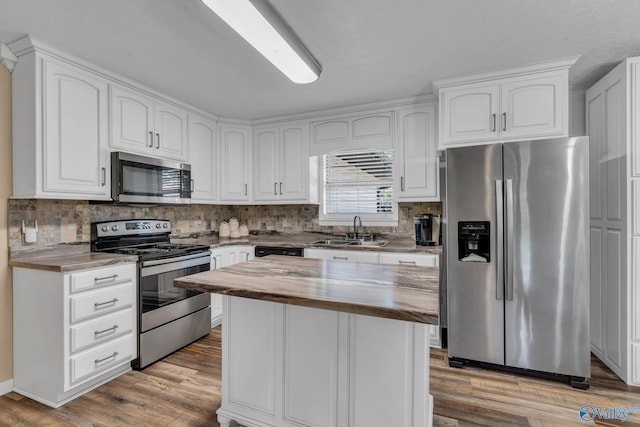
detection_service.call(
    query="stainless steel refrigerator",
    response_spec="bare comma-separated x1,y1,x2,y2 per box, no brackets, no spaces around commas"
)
446,137,590,386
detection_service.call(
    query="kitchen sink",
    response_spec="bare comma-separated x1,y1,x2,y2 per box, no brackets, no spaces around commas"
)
309,239,390,247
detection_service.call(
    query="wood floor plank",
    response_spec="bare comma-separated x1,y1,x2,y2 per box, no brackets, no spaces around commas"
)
2,326,640,427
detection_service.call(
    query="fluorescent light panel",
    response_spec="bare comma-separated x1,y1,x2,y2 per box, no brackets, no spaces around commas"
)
202,0,321,84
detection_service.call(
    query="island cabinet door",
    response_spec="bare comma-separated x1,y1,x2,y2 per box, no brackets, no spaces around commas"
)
281,305,343,427
222,296,281,424
349,315,430,427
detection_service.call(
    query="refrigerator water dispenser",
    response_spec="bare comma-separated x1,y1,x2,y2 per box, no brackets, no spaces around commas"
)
458,221,490,262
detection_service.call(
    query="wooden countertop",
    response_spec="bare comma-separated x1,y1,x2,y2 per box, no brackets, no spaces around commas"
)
172,231,442,255
175,255,439,324
9,250,138,272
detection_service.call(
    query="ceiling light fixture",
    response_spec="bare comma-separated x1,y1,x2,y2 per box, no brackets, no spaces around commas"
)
201,0,321,84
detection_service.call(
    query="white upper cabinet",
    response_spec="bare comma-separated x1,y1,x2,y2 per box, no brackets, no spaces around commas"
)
434,57,578,149
188,114,218,203
110,84,188,161
219,123,252,202
310,111,394,155
12,50,110,200
395,102,439,201
253,121,309,202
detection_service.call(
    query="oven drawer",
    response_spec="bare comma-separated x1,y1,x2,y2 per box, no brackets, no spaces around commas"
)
70,264,136,293
70,309,134,353
70,283,134,323
69,335,133,386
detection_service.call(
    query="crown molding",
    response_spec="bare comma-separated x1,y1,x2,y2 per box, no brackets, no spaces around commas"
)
0,43,17,72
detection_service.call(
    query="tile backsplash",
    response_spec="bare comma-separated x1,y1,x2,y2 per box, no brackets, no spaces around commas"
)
8,199,441,251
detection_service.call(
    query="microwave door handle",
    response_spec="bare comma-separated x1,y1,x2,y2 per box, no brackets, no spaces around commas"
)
495,180,504,301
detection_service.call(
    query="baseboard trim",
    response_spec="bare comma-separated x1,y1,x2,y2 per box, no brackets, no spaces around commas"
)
0,378,14,396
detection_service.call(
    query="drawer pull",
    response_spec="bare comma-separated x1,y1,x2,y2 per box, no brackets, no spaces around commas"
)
399,260,416,265
95,351,119,365
94,274,118,283
94,325,119,337
333,256,348,260
94,298,118,309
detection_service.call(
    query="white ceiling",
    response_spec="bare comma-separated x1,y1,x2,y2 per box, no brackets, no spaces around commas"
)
1,0,639,120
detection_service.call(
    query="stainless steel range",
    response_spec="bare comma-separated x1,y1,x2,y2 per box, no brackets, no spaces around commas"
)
91,219,211,369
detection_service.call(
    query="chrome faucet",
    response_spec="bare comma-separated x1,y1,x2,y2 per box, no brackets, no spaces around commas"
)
353,216,362,240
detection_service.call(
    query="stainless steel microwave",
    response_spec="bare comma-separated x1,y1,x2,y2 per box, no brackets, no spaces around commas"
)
111,152,192,204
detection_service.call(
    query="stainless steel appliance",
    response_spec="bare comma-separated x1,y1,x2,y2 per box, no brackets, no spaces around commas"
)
414,214,441,246
111,152,192,204
255,246,304,257
446,137,590,388
92,219,211,369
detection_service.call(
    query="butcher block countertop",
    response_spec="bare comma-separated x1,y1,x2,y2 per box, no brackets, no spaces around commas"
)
175,255,439,324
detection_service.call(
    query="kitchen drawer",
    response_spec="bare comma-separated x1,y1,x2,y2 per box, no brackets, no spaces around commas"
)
70,308,134,353
70,263,135,293
69,335,133,387
378,253,439,267
70,283,134,323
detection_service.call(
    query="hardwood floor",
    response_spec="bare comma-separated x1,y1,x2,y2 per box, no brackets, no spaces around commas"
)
1,326,640,426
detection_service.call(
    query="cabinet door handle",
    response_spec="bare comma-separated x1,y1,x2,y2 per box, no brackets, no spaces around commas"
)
156,133,160,149
333,256,348,261
400,176,405,192
95,352,118,365
398,260,416,265
94,274,118,283
101,167,106,186
502,112,507,132
492,113,496,132
94,325,119,337
94,298,118,309
244,183,248,196
279,182,283,195
148,131,153,147
274,182,278,195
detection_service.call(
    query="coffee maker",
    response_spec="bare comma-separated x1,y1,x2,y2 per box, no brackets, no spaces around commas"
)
414,214,441,246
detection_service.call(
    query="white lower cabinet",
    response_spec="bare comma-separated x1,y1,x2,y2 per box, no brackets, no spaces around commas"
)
12,263,137,407
218,296,432,427
305,249,442,347
209,245,255,326
303,248,380,264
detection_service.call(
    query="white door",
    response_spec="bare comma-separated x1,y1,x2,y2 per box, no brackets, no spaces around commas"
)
396,103,438,201
500,71,565,140
220,125,251,202
280,124,308,201
154,101,188,161
43,59,109,197
253,127,280,201
440,82,499,146
189,115,217,202
110,85,154,153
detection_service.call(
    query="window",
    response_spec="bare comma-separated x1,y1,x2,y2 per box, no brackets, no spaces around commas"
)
320,149,398,226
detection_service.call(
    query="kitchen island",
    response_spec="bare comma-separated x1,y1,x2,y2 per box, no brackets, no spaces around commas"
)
175,255,439,427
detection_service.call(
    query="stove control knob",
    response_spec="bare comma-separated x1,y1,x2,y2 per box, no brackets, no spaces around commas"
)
101,225,109,232
162,223,169,228
112,225,119,231
156,223,162,229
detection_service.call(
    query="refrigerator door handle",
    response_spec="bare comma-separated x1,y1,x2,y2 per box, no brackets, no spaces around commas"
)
505,178,514,301
495,180,504,300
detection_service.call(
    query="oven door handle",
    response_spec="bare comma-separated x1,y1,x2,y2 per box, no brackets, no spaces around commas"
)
141,252,211,277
